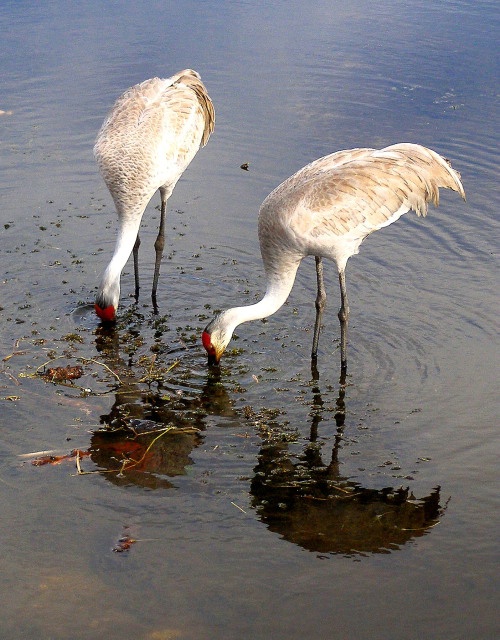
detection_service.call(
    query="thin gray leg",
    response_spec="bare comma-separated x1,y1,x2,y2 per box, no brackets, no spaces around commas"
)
152,190,167,313
312,256,327,359
133,233,141,302
338,269,349,380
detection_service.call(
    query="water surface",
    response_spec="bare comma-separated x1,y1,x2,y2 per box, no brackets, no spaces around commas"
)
0,1,498,638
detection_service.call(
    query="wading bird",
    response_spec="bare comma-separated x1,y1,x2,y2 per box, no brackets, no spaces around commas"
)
202,143,465,376
94,69,215,322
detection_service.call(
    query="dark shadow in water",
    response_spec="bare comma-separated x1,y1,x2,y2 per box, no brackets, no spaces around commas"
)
250,365,444,555
86,323,445,554
89,424,200,490
85,323,234,488
251,446,442,555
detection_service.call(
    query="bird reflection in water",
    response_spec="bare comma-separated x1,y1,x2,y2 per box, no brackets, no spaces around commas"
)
250,364,444,555
72,323,445,555
86,323,232,488
89,422,201,490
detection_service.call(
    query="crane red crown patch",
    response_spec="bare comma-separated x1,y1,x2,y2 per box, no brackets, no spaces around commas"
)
201,331,212,352
95,304,116,323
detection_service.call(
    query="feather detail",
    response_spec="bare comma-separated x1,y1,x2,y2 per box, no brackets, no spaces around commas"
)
94,70,214,317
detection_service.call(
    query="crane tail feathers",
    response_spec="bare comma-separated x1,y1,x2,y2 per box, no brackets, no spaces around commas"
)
175,72,215,147
378,144,465,219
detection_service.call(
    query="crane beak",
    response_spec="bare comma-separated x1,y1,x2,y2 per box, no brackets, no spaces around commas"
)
207,352,220,366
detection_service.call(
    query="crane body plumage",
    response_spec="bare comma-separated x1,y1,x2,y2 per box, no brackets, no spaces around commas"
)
202,143,465,374
94,69,215,321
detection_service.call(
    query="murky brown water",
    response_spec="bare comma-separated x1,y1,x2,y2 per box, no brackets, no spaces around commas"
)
1,1,498,638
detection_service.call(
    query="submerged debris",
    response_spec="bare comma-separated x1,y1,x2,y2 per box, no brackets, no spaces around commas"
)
30,449,89,466
41,365,84,382
112,534,137,553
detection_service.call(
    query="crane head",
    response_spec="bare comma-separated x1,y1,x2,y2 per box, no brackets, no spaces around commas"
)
95,303,116,323
95,278,119,323
202,310,240,365
202,329,222,366
202,311,235,365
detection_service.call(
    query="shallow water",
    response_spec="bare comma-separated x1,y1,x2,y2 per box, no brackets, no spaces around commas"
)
0,1,498,638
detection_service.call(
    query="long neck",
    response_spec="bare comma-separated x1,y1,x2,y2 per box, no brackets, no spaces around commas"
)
97,207,144,306
106,217,141,278
224,258,301,332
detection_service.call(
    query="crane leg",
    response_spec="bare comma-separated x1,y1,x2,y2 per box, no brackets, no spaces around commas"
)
312,256,327,360
152,192,167,313
338,270,349,381
133,233,141,302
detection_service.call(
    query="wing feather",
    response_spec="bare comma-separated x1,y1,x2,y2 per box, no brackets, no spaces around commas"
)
282,144,465,240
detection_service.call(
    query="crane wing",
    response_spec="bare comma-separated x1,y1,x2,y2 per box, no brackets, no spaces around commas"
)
288,144,464,239
95,72,214,165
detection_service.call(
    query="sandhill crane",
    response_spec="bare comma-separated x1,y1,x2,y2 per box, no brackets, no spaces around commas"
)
202,143,465,376
94,69,215,322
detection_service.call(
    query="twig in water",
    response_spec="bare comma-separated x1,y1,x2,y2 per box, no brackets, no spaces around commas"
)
77,357,123,385
231,501,247,514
